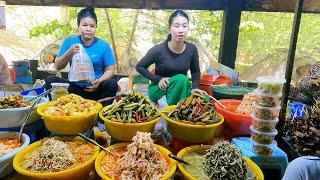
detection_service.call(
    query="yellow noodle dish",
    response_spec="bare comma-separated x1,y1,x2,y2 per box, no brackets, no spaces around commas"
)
13,136,99,180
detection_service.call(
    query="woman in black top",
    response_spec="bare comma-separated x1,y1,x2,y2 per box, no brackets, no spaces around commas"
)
136,9,205,105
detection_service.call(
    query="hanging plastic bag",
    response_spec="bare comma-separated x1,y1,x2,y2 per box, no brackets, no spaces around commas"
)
68,44,95,84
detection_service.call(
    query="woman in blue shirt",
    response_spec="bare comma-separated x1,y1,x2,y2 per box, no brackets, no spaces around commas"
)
45,6,117,104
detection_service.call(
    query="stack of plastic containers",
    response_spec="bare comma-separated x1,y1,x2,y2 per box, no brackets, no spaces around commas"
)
250,76,286,156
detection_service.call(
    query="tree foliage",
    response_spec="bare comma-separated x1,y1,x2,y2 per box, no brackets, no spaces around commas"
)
27,8,320,76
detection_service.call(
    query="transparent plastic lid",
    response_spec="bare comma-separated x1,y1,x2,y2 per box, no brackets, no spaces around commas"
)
251,114,279,123
256,76,286,84
253,103,281,111
251,138,277,147
250,125,278,136
253,89,282,98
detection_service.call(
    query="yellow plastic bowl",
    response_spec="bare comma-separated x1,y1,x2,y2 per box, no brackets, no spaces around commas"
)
95,142,176,180
13,137,100,180
177,145,264,180
161,105,224,142
37,100,102,134
99,106,160,141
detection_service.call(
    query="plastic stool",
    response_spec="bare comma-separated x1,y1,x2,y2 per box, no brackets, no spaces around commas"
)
232,137,288,178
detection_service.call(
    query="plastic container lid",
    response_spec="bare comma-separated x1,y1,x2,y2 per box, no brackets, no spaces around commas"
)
251,138,277,147
51,83,70,87
251,138,277,156
253,103,281,111
251,114,279,123
254,89,282,98
256,76,286,84
250,125,278,136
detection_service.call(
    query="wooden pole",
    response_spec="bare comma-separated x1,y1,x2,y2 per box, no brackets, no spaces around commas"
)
104,9,119,73
278,0,304,136
218,0,244,69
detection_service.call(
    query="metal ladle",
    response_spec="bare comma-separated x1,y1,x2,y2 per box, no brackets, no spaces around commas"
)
78,133,120,157
18,89,52,141
168,154,190,165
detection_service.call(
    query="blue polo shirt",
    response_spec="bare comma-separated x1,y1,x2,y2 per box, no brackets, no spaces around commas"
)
57,35,115,79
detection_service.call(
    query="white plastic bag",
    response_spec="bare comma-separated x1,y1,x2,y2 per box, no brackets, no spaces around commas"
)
68,44,95,82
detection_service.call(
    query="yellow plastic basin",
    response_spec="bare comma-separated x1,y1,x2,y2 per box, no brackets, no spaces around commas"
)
37,100,102,135
13,137,100,180
177,145,264,180
99,106,160,141
95,142,177,180
161,105,224,142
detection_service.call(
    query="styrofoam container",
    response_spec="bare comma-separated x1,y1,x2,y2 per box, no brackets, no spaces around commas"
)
251,114,278,132
0,132,30,178
252,139,277,156
0,96,49,128
250,125,277,144
253,103,280,120
254,89,281,107
256,76,286,95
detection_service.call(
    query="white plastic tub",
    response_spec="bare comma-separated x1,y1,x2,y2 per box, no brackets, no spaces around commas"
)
0,132,30,178
0,96,48,128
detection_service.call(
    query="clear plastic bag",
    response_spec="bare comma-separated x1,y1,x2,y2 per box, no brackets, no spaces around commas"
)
68,44,95,82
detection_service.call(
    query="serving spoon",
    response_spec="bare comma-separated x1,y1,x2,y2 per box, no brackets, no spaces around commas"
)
168,154,190,165
78,133,120,157
209,95,227,109
18,89,52,141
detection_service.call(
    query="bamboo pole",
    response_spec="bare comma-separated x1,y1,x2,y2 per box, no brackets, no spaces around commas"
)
104,9,119,73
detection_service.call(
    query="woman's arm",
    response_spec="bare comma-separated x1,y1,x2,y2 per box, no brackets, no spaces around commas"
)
98,65,115,82
54,44,80,70
135,47,162,84
85,64,114,92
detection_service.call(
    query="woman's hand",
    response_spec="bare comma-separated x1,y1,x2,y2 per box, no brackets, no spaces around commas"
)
191,88,207,95
85,79,101,92
158,78,169,90
67,44,80,56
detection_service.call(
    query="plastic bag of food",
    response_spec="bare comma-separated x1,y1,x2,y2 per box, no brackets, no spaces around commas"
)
68,44,95,83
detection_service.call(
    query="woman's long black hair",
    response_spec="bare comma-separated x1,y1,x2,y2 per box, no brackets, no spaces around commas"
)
166,9,189,42
77,5,97,27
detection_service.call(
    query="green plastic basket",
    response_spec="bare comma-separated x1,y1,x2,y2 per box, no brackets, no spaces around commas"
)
133,75,149,84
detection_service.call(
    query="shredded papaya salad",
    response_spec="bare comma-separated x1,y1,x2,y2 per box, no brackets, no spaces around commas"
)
101,132,169,180
43,94,97,116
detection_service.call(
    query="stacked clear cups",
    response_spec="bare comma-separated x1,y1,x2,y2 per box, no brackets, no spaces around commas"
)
51,83,70,100
251,76,286,156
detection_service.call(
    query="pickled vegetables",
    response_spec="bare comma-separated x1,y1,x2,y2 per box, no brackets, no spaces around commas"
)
0,94,31,109
100,91,159,123
167,93,222,125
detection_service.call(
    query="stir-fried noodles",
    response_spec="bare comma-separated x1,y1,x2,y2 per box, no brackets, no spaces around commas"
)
22,137,94,173
101,132,169,180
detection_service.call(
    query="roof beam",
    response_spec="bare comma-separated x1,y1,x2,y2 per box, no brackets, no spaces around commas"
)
3,0,225,10
3,0,320,13
245,0,320,13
